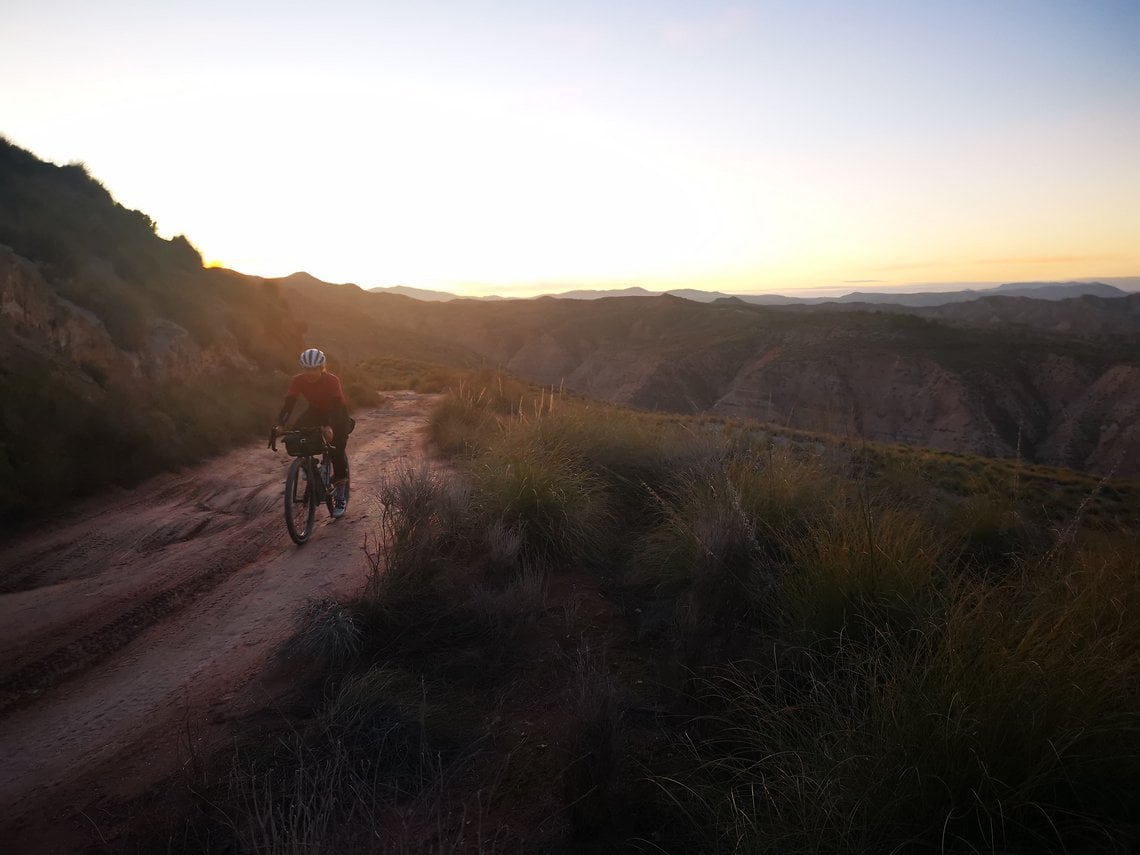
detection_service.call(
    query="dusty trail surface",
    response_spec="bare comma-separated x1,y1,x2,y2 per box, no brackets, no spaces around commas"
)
0,391,439,848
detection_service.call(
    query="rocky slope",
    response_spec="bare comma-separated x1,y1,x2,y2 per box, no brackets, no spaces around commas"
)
0,139,303,521
0,247,260,386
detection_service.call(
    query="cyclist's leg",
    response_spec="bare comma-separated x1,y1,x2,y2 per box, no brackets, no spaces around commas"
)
331,419,349,484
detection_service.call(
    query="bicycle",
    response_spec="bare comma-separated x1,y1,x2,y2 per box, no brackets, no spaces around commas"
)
268,426,351,544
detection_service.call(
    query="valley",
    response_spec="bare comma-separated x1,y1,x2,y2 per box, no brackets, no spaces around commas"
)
279,276,1140,476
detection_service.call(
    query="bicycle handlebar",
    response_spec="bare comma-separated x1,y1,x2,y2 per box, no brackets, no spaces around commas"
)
268,427,338,454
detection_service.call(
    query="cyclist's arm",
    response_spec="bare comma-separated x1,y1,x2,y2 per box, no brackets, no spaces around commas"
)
274,395,298,432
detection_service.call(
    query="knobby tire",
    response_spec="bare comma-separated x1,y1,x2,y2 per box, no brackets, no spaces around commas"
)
284,456,318,544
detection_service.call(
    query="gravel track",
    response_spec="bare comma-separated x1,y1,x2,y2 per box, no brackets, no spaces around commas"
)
0,392,439,851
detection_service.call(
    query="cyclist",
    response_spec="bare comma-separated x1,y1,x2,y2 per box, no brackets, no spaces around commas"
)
274,348,351,517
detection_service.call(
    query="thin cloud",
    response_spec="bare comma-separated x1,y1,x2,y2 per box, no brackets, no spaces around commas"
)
971,255,1111,266
874,255,1114,275
876,261,944,272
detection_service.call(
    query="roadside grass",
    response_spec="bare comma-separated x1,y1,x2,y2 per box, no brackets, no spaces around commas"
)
670,539,1140,854
418,380,1140,852
427,370,534,457
352,465,546,685
524,403,692,520
470,438,612,569
127,378,1140,853
885,543,1140,850
0,366,287,521
276,598,362,669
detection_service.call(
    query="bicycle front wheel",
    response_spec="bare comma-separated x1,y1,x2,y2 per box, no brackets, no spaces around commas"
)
284,456,318,544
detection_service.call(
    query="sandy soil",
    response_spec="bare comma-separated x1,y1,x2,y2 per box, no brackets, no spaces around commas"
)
0,391,440,851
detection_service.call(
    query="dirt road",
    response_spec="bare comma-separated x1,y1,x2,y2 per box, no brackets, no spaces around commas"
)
0,392,439,849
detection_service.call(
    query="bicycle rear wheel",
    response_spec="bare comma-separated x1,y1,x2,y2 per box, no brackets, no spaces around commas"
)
284,456,318,544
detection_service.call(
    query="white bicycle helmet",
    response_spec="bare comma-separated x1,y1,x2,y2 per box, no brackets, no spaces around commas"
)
299,348,326,368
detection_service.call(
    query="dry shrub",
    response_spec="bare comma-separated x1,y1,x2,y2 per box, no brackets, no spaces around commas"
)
781,498,952,645
471,439,612,569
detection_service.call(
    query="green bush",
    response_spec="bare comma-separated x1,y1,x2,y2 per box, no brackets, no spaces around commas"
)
781,498,952,646
624,447,836,658
719,446,836,553
629,461,773,653
471,438,611,568
427,391,498,457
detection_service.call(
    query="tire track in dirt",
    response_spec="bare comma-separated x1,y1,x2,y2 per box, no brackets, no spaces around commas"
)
0,531,272,715
0,479,284,703
0,392,442,850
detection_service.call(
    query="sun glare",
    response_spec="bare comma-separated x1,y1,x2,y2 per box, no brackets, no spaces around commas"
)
6,2,1135,295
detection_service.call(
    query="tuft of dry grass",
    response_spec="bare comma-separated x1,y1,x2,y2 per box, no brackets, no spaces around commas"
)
471,439,612,569
780,499,953,646
277,597,362,669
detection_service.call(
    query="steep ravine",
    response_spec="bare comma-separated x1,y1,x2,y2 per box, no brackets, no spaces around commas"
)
458,307,1139,475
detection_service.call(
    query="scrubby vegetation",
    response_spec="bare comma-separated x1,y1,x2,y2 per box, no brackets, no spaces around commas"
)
8,131,1135,850
0,358,285,516
130,374,1139,853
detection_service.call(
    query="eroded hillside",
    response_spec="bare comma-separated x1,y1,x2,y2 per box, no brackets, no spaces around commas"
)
280,278,1140,476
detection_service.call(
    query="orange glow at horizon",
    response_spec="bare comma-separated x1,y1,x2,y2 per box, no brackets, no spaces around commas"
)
4,2,1136,297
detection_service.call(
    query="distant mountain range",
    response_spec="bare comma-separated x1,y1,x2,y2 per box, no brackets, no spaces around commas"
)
366,280,1137,306
366,284,509,302
282,272,1140,478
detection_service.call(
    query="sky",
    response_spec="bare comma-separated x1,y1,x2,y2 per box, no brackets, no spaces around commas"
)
2,0,1139,297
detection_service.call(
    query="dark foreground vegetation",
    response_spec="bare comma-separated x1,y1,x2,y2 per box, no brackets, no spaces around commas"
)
123,371,1139,853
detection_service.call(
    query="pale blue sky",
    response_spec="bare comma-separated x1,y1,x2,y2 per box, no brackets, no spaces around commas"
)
3,1,1138,295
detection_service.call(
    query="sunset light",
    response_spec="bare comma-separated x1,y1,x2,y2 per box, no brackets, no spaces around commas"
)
2,1,1138,296
5,6,1140,849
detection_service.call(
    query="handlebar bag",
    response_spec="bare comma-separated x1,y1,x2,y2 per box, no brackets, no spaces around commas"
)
285,429,328,457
